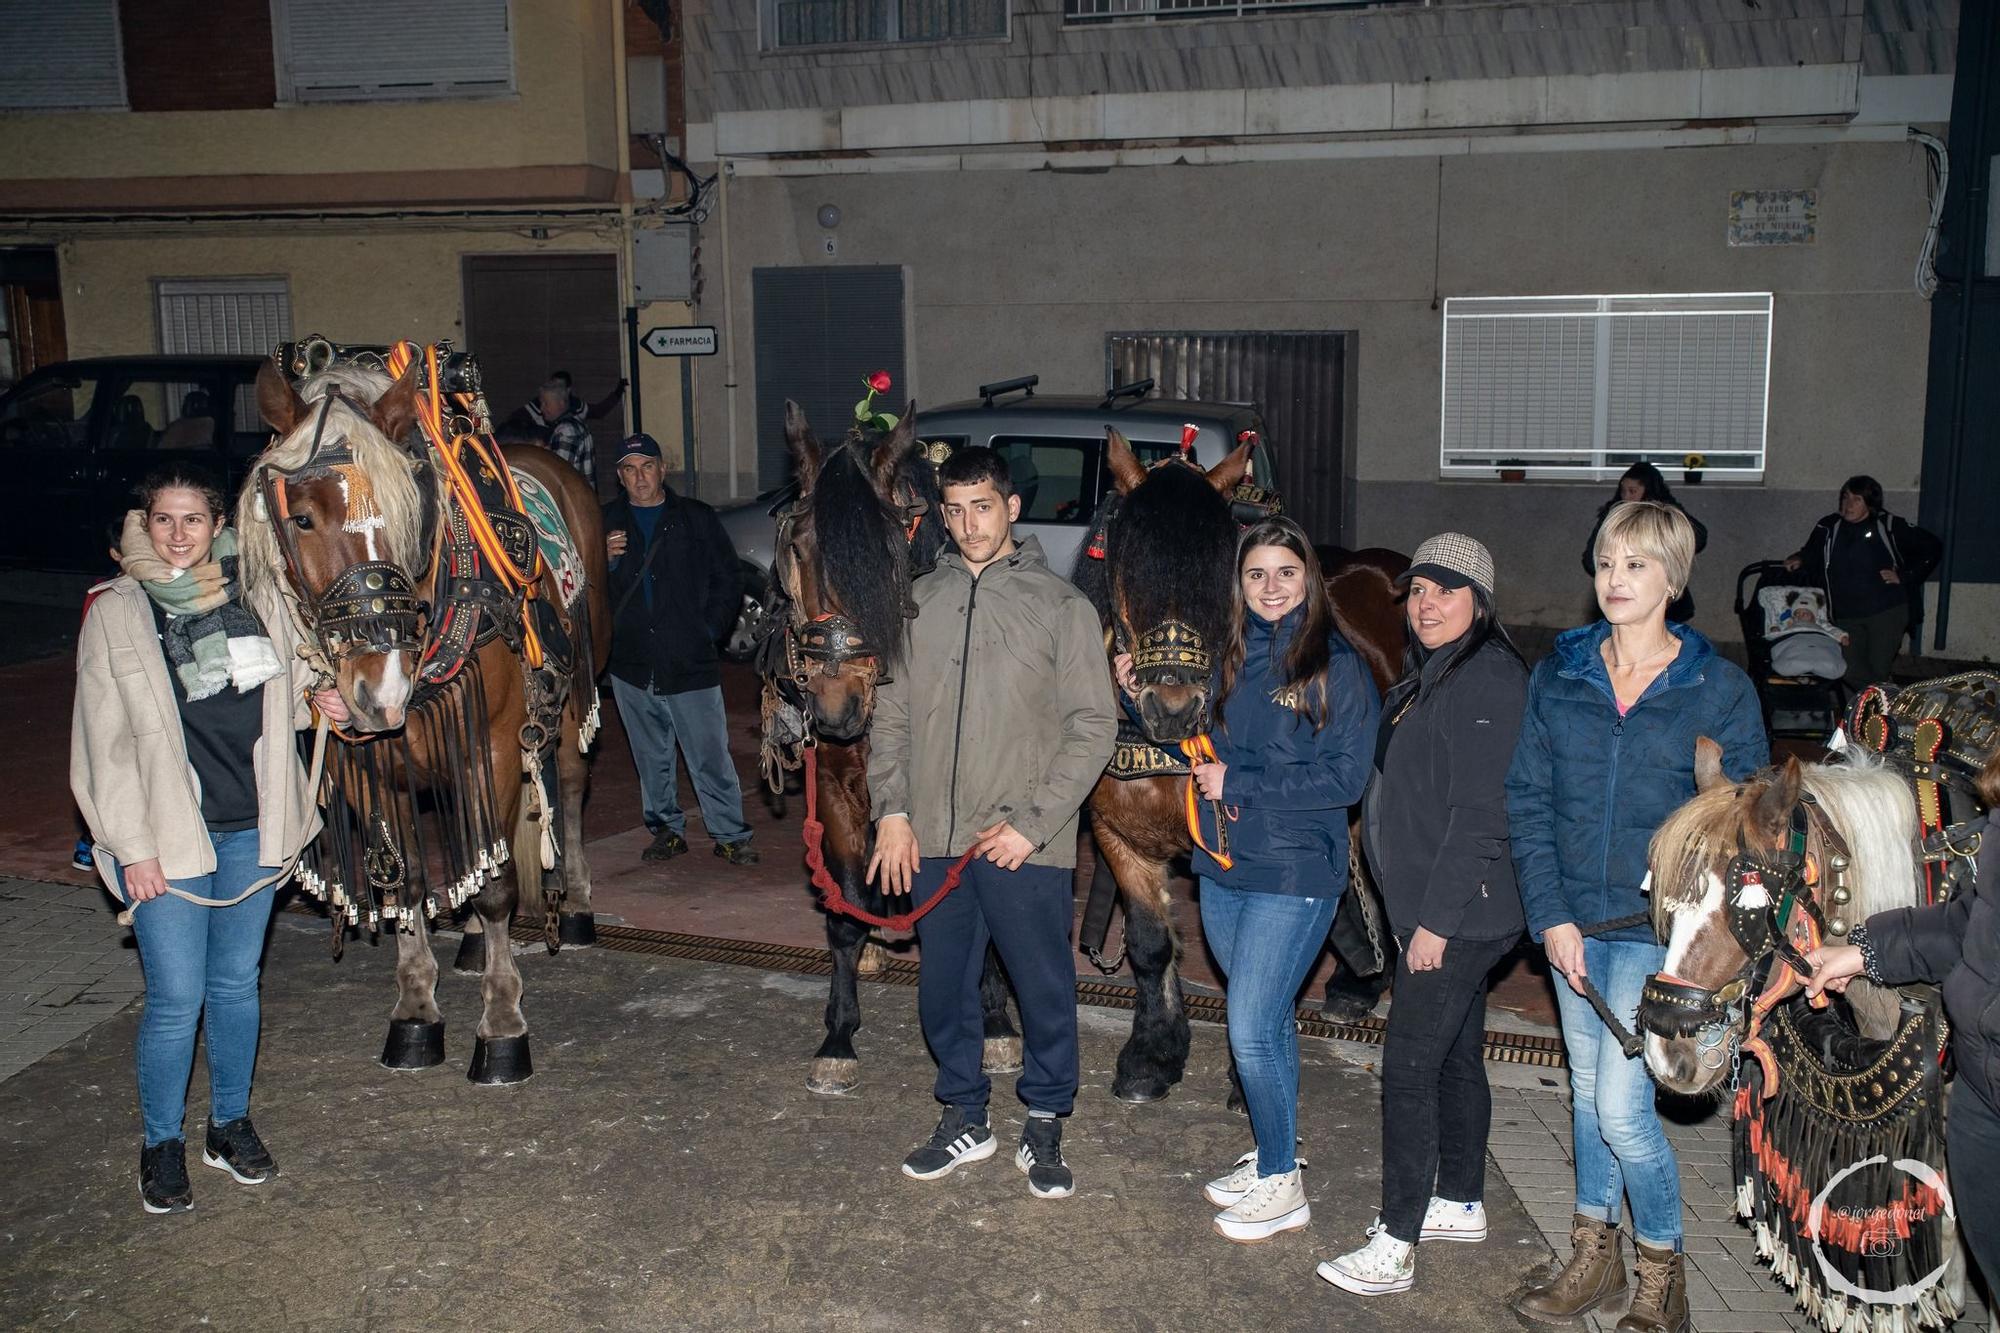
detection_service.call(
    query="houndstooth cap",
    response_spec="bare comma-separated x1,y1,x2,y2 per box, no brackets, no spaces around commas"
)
1399,532,1496,598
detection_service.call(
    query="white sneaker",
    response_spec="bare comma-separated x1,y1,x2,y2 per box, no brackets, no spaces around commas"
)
1366,1197,1489,1244
1317,1230,1416,1295
1204,1148,1309,1207
1212,1168,1310,1243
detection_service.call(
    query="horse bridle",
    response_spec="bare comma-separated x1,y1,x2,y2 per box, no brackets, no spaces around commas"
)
770,436,929,693
257,388,430,665
1636,793,1852,1065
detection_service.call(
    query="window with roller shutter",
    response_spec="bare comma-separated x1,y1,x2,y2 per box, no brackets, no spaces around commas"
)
1440,293,1772,482
272,0,514,104
0,0,127,111
154,278,293,445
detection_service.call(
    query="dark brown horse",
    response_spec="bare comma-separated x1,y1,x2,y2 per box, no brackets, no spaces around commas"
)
1077,427,1407,1101
241,351,610,1083
766,402,1022,1095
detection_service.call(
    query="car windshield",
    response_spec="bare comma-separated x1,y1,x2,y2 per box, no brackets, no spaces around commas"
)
0,373,95,451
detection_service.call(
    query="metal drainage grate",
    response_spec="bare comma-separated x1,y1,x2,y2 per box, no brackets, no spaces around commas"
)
293,906,1572,1070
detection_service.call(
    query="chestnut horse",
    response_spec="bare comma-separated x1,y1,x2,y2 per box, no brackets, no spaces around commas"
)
1076,427,1407,1101
766,402,1021,1095
240,353,610,1083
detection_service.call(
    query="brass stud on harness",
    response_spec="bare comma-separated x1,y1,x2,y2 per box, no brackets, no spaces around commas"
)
366,571,384,591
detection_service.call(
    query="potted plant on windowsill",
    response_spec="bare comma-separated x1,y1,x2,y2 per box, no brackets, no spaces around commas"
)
1683,452,1706,485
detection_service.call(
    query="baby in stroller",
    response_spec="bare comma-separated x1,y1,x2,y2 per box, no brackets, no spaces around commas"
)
1763,586,1848,681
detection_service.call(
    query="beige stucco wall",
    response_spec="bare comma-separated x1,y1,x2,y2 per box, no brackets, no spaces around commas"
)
693,136,1994,658
0,1,619,182
44,226,622,357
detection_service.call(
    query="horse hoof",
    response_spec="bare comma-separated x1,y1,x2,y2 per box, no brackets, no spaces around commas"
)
982,1036,1023,1076
807,1058,860,1096
380,1019,446,1070
557,912,597,948
453,933,486,975
468,1035,533,1084
1113,1078,1171,1105
1225,1087,1248,1116
857,941,889,974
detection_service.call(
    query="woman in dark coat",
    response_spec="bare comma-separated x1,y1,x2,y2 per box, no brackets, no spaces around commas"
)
1317,533,1528,1298
1782,474,1942,689
1581,464,1707,622
1806,763,2000,1297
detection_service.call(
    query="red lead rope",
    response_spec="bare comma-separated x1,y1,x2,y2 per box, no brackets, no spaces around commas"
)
800,744,975,931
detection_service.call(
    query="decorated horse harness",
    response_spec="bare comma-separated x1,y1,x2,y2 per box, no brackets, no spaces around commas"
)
256,336,596,946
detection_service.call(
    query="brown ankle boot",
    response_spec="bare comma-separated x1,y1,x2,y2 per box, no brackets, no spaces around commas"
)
1614,1242,1689,1333
1513,1213,1628,1323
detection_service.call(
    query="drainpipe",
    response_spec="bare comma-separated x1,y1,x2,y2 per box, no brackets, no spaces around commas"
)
610,0,640,456
719,159,741,499
1934,11,1997,651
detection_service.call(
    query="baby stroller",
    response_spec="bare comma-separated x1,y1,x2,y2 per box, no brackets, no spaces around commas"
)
1735,561,1849,739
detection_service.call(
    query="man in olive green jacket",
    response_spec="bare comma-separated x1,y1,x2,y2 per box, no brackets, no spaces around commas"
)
868,446,1116,1199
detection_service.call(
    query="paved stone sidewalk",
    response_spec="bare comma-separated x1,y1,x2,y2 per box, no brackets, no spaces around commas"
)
1489,1077,1996,1332
0,876,142,1082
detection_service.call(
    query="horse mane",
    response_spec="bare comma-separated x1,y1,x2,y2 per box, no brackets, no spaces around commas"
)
1105,465,1237,645
1649,749,1918,920
235,364,434,624
1798,751,1921,919
1071,490,1122,629
808,435,911,670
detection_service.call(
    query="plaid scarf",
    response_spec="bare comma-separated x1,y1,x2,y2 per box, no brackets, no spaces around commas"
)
118,510,282,702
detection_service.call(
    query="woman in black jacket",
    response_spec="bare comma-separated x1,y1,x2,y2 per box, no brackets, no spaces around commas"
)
1782,475,1942,690
1317,533,1529,1298
1806,767,2000,1296
1581,464,1707,622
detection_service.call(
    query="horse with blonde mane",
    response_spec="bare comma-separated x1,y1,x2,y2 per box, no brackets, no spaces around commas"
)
240,347,609,1083
1639,740,1962,1331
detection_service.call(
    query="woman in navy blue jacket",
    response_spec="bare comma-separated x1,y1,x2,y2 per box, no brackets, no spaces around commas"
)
1506,501,1767,1333
1118,516,1378,1245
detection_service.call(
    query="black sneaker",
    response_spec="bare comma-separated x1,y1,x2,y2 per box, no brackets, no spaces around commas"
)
139,1139,193,1214
202,1116,277,1185
641,830,689,862
901,1107,996,1180
1016,1116,1074,1199
714,840,760,866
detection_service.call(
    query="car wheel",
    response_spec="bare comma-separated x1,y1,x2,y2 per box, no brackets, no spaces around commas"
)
723,561,776,662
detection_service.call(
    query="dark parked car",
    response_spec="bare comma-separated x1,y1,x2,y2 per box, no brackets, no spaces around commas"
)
0,356,268,571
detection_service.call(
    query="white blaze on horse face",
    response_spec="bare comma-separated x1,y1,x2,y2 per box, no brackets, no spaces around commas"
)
1661,870,1728,976
374,647,413,717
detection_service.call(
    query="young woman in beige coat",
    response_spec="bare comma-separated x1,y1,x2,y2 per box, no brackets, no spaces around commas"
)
71,463,338,1214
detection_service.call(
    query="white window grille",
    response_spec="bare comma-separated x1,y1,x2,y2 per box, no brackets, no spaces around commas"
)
1440,294,1772,481
156,278,293,426
273,0,513,104
1065,0,1399,24
766,0,1007,49
0,0,127,111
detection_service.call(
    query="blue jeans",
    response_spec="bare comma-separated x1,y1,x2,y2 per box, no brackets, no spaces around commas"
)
914,857,1079,1116
1551,935,1682,1249
1199,878,1338,1176
611,677,750,845
119,828,278,1147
